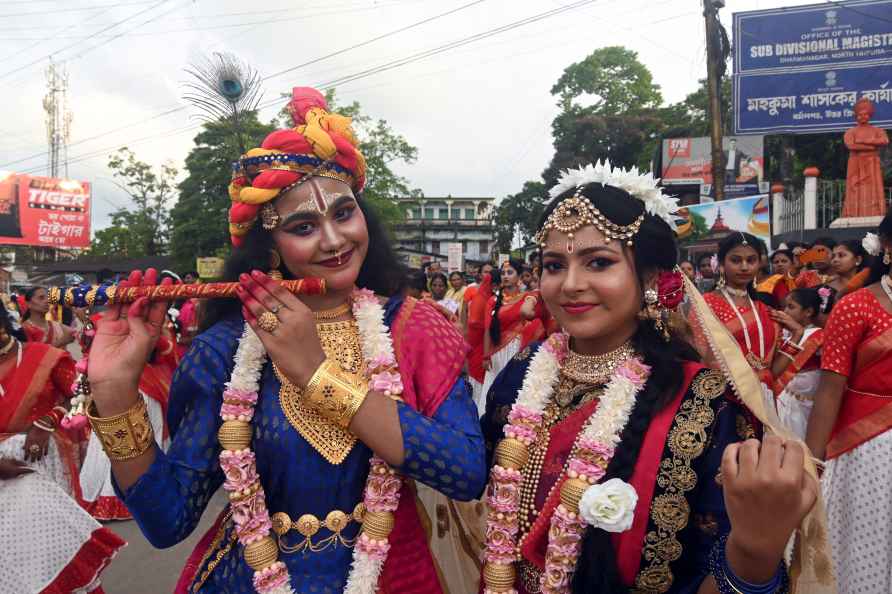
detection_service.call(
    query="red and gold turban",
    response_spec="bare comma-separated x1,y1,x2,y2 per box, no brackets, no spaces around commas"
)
227,87,366,246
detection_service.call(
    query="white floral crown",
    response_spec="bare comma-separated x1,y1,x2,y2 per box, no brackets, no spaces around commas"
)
547,161,679,232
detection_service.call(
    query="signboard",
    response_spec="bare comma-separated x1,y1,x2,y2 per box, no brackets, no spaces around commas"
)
675,195,771,248
662,136,765,186
733,63,892,134
733,0,892,134
735,0,892,73
407,254,422,270
0,172,91,248
446,242,463,273
498,253,509,266
196,257,225,279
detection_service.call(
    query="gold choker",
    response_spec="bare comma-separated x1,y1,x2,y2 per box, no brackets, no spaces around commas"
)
560,341,636,385
313,302,352,321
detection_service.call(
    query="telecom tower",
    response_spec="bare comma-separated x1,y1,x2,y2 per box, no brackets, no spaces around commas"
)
43,60,72,179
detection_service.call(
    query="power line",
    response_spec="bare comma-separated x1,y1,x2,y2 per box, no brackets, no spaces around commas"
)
0,1,156,18
0,0,169,81
1,0,487,169
0,0,428,39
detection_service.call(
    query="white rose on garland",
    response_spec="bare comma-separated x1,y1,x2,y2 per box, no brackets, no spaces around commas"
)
578,478,638,533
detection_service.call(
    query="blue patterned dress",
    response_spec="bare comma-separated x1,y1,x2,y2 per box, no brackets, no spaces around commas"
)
117,297,486,593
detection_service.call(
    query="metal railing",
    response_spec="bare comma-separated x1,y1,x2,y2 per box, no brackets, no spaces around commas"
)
777,187,804,235
776,180,891,235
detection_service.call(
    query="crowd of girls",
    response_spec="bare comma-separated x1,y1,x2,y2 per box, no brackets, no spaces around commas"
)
2,84,888,594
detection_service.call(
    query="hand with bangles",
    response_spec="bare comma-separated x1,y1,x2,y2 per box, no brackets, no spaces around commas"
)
236,270,326,388
86,269,174,416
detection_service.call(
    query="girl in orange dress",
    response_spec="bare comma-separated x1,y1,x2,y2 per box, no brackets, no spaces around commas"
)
480,259,552,411
806,215,892,593
21,287,75,348
701,233,780,405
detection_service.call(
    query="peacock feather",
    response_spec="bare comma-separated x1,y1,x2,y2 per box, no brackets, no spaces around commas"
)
182,52,263,153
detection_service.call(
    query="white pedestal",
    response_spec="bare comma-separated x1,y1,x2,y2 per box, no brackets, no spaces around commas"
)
829,215,885,229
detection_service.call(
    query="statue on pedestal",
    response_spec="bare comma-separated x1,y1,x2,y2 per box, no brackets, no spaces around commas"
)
841,98,889,218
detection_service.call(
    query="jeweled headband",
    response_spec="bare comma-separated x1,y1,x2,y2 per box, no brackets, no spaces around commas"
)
536,161,679,253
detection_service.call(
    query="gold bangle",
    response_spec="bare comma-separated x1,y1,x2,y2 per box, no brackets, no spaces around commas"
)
87,399,155,460
303,360,368,429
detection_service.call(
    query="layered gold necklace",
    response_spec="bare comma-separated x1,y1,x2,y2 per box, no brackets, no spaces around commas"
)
559,340,636,385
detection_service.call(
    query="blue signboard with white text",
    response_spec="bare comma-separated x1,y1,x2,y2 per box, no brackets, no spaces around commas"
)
734,62,892,134
735,0,892,73
733,0,892,134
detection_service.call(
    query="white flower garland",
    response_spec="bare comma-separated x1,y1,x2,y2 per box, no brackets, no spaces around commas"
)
548,161,679,231
222,289,403,594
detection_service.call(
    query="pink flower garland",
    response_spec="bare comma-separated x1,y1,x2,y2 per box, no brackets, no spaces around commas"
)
218,288,405,594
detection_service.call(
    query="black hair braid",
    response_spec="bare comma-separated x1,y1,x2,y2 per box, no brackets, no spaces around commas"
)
571,320,698,593
489,287,505,345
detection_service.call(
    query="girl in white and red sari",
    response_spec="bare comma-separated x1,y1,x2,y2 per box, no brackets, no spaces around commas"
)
807,216,892,594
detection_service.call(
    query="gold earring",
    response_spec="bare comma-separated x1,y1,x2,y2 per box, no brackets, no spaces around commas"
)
885,251,892,266
717,270,726,289
269,250,283,281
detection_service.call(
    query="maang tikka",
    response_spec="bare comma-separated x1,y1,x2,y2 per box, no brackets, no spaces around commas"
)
535,187,644,253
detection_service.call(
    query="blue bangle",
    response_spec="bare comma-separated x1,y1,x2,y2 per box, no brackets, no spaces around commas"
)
708,534,789,594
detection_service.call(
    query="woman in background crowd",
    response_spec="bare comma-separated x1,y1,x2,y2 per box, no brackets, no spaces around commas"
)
701,232,780,394
807,215,892,594
446,270,466,303
22,287,75,348
480,258,551,411
796,237,837,288
771,287,834,439
829,239,869,298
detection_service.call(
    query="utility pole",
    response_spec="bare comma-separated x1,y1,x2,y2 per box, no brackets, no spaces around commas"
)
704,0,725,201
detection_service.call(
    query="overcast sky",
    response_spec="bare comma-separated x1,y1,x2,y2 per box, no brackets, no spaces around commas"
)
0,0,821,232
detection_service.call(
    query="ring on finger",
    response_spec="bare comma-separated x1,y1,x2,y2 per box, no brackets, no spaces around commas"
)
29,444,41,455
257,311,280,333
270,305,281,315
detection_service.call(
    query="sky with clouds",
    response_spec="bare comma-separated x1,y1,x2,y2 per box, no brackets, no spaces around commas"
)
0,0,822,232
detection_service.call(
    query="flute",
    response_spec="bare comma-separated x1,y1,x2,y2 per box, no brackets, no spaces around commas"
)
49,278,326,308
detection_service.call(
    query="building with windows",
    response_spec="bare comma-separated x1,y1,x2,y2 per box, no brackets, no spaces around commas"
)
392,196,496,268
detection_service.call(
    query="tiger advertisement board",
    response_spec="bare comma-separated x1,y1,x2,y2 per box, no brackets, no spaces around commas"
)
0,172,91,248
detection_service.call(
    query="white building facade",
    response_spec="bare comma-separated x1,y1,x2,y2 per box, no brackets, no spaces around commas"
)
392,196,496,265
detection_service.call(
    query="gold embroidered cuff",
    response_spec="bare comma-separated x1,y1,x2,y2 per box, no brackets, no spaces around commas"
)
303,359,368,428
87,399,154,460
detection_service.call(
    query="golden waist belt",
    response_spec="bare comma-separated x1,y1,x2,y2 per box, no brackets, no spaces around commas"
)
271,503,366,554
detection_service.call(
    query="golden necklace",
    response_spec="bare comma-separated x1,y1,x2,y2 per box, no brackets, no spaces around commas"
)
313,302,352,321
276,319,366,464
560,340,636,385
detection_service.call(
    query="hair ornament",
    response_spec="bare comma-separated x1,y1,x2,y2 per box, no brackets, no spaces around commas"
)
818,286,832,312
862,231,882,257
547,161,679,231
535,188,643,252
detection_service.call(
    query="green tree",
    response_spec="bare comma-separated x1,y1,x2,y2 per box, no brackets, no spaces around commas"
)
492,181,548,251
169,112,275,272
89,148,177,258
551,46,662,116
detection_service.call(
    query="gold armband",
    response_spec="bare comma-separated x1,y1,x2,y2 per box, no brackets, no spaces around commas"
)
303,359,368,429
87,398,154,460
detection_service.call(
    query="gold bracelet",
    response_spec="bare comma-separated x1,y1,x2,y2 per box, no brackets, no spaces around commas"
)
303,359,368,429
87,398,155,460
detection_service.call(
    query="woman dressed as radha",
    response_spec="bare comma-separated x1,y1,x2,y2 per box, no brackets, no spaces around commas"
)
81,87,486,594
480,163,829,594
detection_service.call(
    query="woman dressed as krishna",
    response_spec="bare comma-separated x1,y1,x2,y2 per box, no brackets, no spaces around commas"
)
480,163,834,594
80,87,487,594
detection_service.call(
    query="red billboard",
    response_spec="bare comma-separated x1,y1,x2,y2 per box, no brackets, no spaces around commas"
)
0,172,91,248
